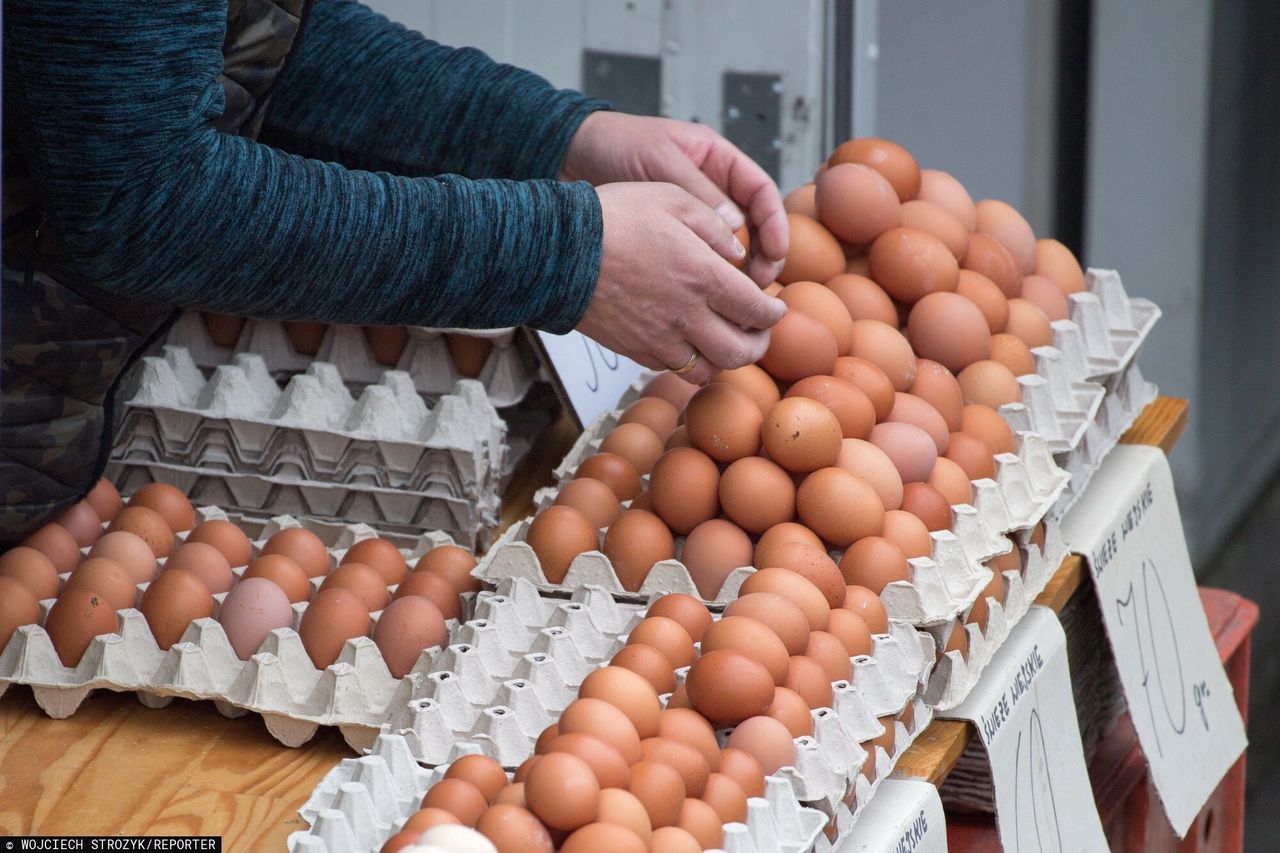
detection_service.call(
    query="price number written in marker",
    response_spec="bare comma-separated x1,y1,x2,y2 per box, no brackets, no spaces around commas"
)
1013,708,1063,853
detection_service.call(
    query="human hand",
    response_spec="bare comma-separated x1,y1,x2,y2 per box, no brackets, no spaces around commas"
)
562,112,788,287
576,182,787,385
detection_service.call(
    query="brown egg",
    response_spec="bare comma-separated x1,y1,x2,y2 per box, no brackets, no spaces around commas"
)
826,608,874,657
833,439,903,512
576,452,643,502
839,536,909,594
365,326,409,368
942,620,969,661
298,588,372,668
765,685,815,736
829,138,921,202
140,569,213,650
166,542,234,595
759,309,840,383
600,423,665,476
869,422,937,484
888,392,951,454
546,733,630,789
928,457,975,506
242,554,310,603
847,320,917,391
445,334,492,378
701,616,791,684
873,715,898,756
1020,274,1069,322
739,568,831,631
830,358,894,421
961,404,1016,456
341,538,407,585
962,233,1023,298
23,523,83,573
680,519,752,600
682,383,763,464
0,576,40,654
718,457,795,535
783,655,834,710
989,333,1037,377
725,715,798,775
561,698,644,764
618,397,680,441
414,544,481,594
1005,297,1054,349
640,372,700,411
283,321,327,355
701,774,749,823
761,398,843,473
45,586,119,666
561,823,646,853
906,292,992,374
766,542,847,609
944,432,998,482
514,756,539,783
628,760,686,828
686,649,774,726
422,778,488,827
900,483,953,531
645,593,713,642
86,531,156,583
717,749,766,798
403,807,463,835
868,228,959,304
320,562,390,612
108,507,174,557
596,788,653,844
475,804,554,853
858,743,879,783
627,617,695,669
57,501,101,548
815,163,902,246
780,214,845,284
958,360,1022,409
908,360,964,433
65,557,136,611
779,281,857,356
525,505,599,584
85,478,124,523
988,544,1022,578
373,595,448,677
534,725,560,755
723,592,810,657
676,798,723,850
917,169,976,230
603,509,675,593
754,522,825,565
642,737,711,798
493,785,526,809
796,468,884,548
710,365,781,416
783,183,818,217
202,311,246,347
392,568,461,619
785,375,875,439
649,825,703,853
955,270,1010,334
261,527,329,578
611,644,678,695
127,483,195,533
975,199,1036,274
581,666,662,738
1035,238,1086,294
825,273,899,326
0,546,62,600
186,519,253,568
648,447,720,535
880,509,933,560
806,630,854,681
966,567,1008,633
657,708,721,771
901,199,970,260
843,585,890,633
218,577,296,659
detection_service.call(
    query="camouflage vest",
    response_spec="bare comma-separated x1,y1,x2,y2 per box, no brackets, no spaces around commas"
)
0,0,311,542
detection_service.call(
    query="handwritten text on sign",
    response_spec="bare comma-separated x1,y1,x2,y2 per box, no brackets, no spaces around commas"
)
840,778,946,853
947,607,1108,853
1062,444,1247,837
531,330,646,429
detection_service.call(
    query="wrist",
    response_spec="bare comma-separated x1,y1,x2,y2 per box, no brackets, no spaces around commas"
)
559,110,617,183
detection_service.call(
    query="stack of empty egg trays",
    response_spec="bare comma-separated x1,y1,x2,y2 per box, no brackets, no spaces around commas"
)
107,345,506,549
0,508,481,749
289,735,828,853
166,309,540,409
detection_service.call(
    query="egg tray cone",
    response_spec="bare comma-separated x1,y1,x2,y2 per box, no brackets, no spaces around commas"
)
167,310,542,409
289,733,830,853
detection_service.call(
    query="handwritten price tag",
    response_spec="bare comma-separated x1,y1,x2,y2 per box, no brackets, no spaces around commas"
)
947,607,1108,853
530,330,646,429
838,779,946,853
1061,444,1247,837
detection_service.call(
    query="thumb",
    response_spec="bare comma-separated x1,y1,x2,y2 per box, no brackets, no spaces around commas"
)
661,155,746,232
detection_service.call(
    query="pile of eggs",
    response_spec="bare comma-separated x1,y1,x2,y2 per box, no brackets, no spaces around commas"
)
201,312,495,378
0,480,479,678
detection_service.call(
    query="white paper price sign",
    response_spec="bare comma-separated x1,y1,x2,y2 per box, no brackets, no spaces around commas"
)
947,607,1107,853
837,779,947,853
530,329,646,429
1061,444,1247,836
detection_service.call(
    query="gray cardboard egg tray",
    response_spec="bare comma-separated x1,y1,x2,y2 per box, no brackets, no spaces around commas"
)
287,734,830,853
0,508,494,749
920,517,1071,711
166,309,541,408
1063,268,1161,383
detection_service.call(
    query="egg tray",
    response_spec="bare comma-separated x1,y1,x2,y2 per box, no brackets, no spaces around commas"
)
113,345,504,508
1050,361,1159,516
0,510,496,749
287,734,830,853
920,518,1070,711
1065,268,1161,383
999,348,1105,454
166,310,542,408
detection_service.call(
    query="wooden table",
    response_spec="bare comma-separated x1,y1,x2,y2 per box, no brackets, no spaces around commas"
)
0,400,1186,848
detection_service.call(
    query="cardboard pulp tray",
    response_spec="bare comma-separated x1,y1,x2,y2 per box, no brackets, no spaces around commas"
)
1065,268,1161,383
0,509,481,749
167,310,542,408
288,734,830,853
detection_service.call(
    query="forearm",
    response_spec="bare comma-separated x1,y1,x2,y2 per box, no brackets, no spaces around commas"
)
260,0,608,180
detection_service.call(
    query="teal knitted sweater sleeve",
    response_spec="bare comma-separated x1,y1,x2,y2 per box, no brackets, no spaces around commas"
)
2,0,606,332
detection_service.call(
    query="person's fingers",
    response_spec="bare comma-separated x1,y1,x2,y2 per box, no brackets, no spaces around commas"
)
697,138,788,261
702,263,787,331
658,153,747,232
679,309,774,371
745,253,786,288
663,186,746,265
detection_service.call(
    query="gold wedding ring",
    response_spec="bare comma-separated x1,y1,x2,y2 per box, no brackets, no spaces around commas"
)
673,350,700,376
